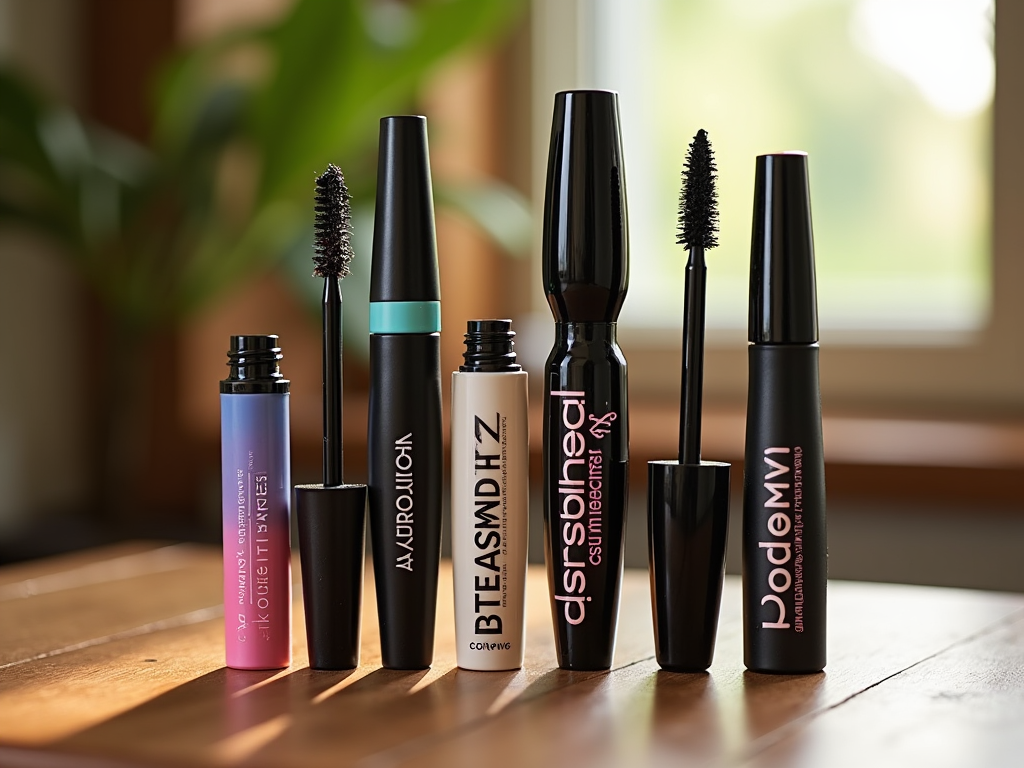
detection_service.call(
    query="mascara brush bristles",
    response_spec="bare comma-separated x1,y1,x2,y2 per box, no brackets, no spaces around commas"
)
314,163,352,487
678,129,719,466
678,129,719,251
314,163,354,280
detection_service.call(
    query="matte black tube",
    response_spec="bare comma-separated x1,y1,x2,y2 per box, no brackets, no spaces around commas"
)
368,333,442,669
295,482,366,670
367,115,443,669
743,344,826,672
544,322,628,670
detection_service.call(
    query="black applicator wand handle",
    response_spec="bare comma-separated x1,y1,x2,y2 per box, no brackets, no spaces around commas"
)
679,245,706,465
323,277,344,486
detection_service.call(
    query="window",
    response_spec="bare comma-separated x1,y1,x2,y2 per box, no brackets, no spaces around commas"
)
530,0,1023,412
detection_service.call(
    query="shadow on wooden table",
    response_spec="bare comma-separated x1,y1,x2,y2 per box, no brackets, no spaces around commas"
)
53,665,354,764
48,664,534,766
739,670,826,764
635,667,828,767
248,667,528,765
45,662,822,767
742,670,826,735
647,671,723,763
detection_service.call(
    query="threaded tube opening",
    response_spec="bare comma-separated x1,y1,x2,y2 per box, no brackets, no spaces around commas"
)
460,319,520,372
221,335,289,393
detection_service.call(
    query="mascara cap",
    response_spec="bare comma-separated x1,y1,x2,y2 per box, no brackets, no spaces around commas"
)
749,152,818,344
294,483,367,670
647,460,731,672
369,115,441,334
542,90,629,323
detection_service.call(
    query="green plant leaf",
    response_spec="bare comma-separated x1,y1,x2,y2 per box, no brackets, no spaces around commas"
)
0,0,527,333
250,0,524,204
0,69,56,177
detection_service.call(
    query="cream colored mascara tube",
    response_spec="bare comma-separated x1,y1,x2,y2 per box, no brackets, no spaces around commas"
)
451,319,529,671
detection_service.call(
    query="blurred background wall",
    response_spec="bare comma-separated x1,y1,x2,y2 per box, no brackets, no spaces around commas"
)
0,0,88,546
0,0,1021,590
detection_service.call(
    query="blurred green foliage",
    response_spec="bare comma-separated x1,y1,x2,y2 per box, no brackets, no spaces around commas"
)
0,0,528,338
0,0,528,523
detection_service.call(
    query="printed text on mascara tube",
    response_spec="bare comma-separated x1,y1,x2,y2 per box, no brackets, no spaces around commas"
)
759,446,804,632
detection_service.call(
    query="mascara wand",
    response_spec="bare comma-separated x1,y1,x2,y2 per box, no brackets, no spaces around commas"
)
678,129,719,465
646,128,729,673
314,164,353,487
294,163,367,671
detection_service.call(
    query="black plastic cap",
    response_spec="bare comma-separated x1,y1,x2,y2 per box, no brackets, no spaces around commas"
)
295,483,367,670
749,153,818,344
542,90,629,323
370,116,440,303
647,460,731,672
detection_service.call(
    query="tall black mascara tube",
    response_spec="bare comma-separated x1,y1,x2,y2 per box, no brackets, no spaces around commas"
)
542,90,629,671
368,116,443,670
743,152,827,673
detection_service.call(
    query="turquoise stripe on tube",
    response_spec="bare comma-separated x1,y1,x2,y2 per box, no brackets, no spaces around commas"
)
369,301,442,334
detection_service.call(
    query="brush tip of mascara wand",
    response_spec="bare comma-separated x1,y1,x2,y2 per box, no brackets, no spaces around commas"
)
314,163,354,280
678,129,719,251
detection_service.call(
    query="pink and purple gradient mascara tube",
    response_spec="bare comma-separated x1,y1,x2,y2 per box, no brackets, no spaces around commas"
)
221,334,292,670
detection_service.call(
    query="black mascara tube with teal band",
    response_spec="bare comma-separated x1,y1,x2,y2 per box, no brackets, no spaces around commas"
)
368,115,443,670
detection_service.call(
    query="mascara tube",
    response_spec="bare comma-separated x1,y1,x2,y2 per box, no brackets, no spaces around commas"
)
368,115,443,670
542,90,630,671
742,152,827,673
451,320,529,671
220,335,292,670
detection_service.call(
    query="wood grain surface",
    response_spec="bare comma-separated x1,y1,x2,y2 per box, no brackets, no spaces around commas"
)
0,543,1021,767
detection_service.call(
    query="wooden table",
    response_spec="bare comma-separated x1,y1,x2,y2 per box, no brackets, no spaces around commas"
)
1,542,1023,767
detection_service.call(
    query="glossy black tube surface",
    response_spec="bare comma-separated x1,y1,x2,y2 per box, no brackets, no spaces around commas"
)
541,90,629,671
648,460,729,672
544,322,628,670
679,250,706,464
742,343,826,673
368,333,442,669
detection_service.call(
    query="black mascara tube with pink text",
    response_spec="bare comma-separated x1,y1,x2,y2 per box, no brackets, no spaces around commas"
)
742,152,827,674
542,90,630,671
